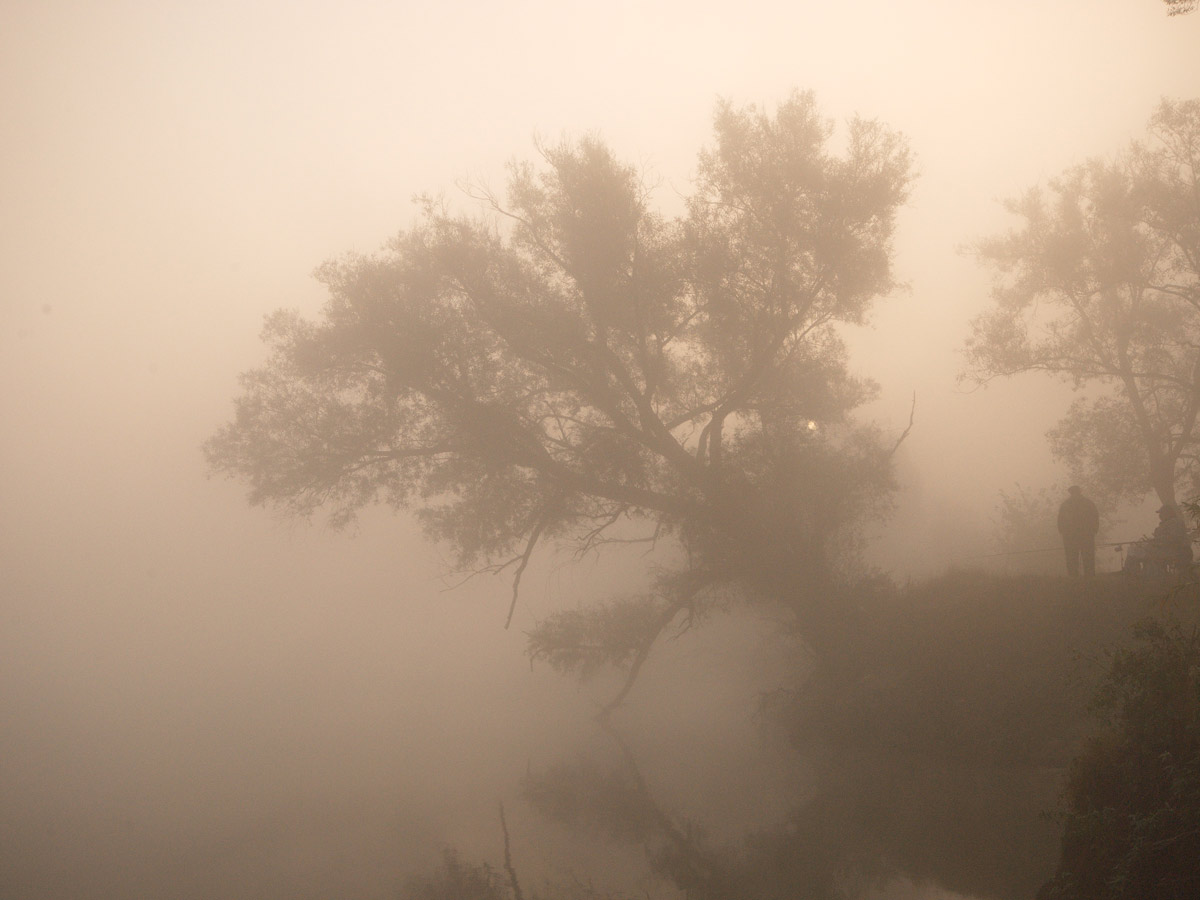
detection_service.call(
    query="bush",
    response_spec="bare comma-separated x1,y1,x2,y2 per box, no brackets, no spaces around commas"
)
1039,618,1200,900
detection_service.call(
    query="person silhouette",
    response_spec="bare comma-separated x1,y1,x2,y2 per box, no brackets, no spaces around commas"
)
1057,486,1099,577
1125,504,1193,578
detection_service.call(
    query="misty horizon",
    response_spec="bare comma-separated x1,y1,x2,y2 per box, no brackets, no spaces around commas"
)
3,2,1199,898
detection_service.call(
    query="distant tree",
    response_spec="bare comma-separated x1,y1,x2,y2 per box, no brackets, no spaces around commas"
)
1039,618,1200,900
206,91,912,652
1163,0,1197,15
965,99,1200,510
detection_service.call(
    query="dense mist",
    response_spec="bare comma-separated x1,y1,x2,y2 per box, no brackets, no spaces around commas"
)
3,2,1199,899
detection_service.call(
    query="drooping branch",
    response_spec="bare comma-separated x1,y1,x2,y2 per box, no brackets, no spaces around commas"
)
594,577,716,721
505,510,551,630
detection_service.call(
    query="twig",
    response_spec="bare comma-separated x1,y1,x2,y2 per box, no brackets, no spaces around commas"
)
440,556,521,592
498,802,525,900
885,391,917,458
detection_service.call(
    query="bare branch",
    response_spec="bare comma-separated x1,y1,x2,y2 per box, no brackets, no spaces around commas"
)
498,802,525,900
886,391,917,459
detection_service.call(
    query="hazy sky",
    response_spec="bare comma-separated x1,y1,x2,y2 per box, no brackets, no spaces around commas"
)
1,1,1198,897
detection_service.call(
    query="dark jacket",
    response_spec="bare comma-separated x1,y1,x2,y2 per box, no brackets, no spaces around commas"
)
1058,494,1099,538
1152,512,1193,563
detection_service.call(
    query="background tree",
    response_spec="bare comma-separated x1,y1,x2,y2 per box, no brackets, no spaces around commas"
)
207,91,912,651
965,99,1200,510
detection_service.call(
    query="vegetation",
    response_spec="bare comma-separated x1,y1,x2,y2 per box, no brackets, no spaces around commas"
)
965,100,1200,509
779,571,1185,899
208,92,1200,900
405,851,510,900
406,850,638,900
1039,617,1200,900
403,573,1196,900
205,91,913,653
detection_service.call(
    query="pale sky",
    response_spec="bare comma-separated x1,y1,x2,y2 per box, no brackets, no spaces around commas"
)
1,1,1198,897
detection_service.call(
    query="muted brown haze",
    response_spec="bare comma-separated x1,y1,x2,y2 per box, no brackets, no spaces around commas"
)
2,1,1199,898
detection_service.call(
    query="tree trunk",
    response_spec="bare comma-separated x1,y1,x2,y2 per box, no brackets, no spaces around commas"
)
1151,454,1178,509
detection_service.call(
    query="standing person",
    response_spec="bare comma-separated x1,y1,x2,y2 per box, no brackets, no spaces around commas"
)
1058,486,1100,577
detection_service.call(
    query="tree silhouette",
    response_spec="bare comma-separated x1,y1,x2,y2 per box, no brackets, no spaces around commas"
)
207,91,912,650
208,91,923,900
966,99,1200,509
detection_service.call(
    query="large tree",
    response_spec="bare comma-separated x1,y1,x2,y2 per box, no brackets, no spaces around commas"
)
207,92,912,650
208,94,914,899
965,99,1200,509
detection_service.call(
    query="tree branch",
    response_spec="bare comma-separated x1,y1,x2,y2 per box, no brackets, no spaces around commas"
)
498,802,525,900
505,512,551,630
594,576,716,721
886,392,917,459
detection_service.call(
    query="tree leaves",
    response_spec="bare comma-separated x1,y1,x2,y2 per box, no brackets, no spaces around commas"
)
966,99,1200,507
526,596,666,681
207,93,912,602
1041,618,1200,899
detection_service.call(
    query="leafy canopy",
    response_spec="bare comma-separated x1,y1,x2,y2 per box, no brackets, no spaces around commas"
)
207,92,912,637
966,98,1200,508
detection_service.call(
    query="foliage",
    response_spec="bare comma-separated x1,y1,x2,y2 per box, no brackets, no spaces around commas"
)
402,849,638,900
519,572,1187,900
404,850,511,900
208,89,921,900
1163,0,1197,15
744,572,1185,899
773,572,1114,899
787,573,1200,900
1039,618,1200,900
409,574,1198,900
207,92,913,644
965,98,1200,509
527,595,668,681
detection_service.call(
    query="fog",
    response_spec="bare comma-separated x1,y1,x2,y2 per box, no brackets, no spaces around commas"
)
2,1,1198,898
